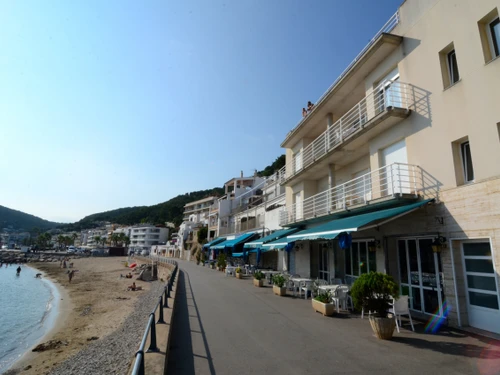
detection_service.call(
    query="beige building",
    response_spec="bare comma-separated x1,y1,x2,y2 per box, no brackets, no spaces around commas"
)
278,0,500,335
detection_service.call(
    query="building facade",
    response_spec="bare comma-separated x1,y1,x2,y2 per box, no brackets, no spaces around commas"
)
278,0,500,335
129,225,169,252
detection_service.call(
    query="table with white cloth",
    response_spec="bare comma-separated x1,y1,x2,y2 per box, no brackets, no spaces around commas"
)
318,284,341,293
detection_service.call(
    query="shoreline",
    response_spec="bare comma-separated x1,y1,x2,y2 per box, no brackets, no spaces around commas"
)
4,257,154,375
7,264,72,373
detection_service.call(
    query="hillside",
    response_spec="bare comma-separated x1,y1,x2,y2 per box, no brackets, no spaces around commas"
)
64,187,225,231
0,205,60,231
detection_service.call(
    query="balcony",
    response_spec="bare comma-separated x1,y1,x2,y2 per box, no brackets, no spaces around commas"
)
279,163,438,226
280,80,415,184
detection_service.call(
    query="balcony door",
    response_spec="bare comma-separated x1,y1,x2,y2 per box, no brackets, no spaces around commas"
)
349,168,371,206
376,69,401,113
295,192,302,221
381,139,409,196
294,150,303,174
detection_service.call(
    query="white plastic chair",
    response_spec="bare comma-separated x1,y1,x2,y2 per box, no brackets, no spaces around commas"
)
390,296,414,332
331,286,350,313
299,280,313,300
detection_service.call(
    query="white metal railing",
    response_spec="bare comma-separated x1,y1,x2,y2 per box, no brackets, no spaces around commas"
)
280,80,412,182
283,11,400,143
279,163,438,226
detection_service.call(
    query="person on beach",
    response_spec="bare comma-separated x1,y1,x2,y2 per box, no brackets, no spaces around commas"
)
128,282,136,291
68,270,75,283
16,266,21,275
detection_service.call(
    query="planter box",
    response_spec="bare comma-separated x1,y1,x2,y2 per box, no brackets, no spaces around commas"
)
312,299,335,316
236,273,242,279
253,279,264,287
273,285,286,296
369,316,396,340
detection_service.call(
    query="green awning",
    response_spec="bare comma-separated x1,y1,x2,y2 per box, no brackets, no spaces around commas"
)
287,200,433,241
261,236,296,250
203,237,226,249
211,232,256,250
243,228,300,249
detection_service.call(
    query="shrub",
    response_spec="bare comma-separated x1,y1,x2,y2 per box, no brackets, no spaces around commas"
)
235,267,241,274
350,272,399,318
216,254,227,270
272,274,286,288
253,271,264,280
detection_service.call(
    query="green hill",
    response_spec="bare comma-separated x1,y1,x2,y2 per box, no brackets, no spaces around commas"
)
0,205,60,231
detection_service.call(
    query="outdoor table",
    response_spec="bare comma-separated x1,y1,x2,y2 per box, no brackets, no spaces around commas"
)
259,270,281,284
225,266,238,277
290,278,313,296
318,285,340,293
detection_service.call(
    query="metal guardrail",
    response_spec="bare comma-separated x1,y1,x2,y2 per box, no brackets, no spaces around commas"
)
279,80,413,183
131,259,178,375
283,11,400,144
279,163,439,226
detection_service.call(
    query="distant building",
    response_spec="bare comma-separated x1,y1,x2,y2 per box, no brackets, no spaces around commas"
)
129,225,169,252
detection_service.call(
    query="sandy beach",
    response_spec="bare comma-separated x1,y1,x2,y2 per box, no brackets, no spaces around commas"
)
6,257,157,375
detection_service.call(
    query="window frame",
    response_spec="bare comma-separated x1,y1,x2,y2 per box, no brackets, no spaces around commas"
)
488,17,500,58
460,141,474,183
345,240,376,281
447,49,460,85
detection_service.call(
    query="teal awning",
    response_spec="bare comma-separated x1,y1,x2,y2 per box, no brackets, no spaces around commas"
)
243,228,300,249
287,200,433,241
232,252,245,257
211,232,256,250
261,236,296,250
203,237,226,249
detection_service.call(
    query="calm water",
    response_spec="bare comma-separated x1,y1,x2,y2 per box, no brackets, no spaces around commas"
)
0,264,59,373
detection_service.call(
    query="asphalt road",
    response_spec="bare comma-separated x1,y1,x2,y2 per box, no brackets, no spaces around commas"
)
166,261,500,375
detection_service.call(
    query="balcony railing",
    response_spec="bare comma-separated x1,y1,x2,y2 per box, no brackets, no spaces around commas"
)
279,163,438,226
279,80,413,183
284,11,400,141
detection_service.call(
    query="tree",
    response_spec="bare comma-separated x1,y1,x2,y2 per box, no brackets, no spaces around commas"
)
94,235,101,248
197,227,208,244
57,235,65,251
71,233,78,245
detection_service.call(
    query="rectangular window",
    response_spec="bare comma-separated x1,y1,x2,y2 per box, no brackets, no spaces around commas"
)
447,50,460,84
345,241,376,281
460,141,474,182
489,18,500,57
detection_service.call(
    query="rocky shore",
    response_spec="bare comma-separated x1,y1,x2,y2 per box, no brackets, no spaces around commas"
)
0,251,88,265
49,281,164,375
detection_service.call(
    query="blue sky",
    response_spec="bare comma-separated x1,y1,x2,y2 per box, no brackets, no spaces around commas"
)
0,0,401,223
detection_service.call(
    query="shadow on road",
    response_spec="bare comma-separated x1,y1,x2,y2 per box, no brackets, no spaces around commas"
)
166,270,215,375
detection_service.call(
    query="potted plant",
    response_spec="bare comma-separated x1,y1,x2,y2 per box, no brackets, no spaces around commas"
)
350,272,400,340
216,254,226,272
312,291,335,316
235,267,242,279
272,274,287,296
253,271,264,287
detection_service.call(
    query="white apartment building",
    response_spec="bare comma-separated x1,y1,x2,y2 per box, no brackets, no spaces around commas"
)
183,196,218,224
276,0,500,335
130,225,169,252
85,229,108,248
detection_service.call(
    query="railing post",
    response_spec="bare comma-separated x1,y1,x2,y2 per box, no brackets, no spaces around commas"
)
135,350,145,375
397,163,402,195
147,314,159,352
390,164,395,196
412,165,418,197
157,296,165,324
339,119,343,143
342,184,346,209
358,102,362,128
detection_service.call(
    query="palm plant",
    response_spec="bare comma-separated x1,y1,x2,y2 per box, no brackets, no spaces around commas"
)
94,235,101,248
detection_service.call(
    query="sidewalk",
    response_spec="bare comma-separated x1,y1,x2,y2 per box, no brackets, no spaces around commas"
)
167,261,500,375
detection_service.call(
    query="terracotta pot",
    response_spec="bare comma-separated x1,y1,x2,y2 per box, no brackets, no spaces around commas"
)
253,279,264,287
369,316,396,340
312,299,335,316
273,285,286,296
236,272,242,279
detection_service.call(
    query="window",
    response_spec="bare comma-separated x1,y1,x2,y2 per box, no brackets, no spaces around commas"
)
345,241,376,284
490,18,500,58
478,9,500,62
460,141,474,182
447,50,460,84
439,43,460,89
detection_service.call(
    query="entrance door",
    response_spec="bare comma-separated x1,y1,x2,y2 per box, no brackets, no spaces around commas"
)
398,238,444,316
462,242,500,334
381,139,409,195
318,245,329,281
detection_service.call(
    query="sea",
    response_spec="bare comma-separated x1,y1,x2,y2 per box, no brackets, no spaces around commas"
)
0,264,59,374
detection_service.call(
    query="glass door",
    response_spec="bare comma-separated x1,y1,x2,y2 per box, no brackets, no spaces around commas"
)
398,238,445,316
462,242,500,334
318,246,329,281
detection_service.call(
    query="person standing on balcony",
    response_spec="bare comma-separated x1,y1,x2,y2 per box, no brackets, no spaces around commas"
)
307,101,315,112
302,108,307,117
